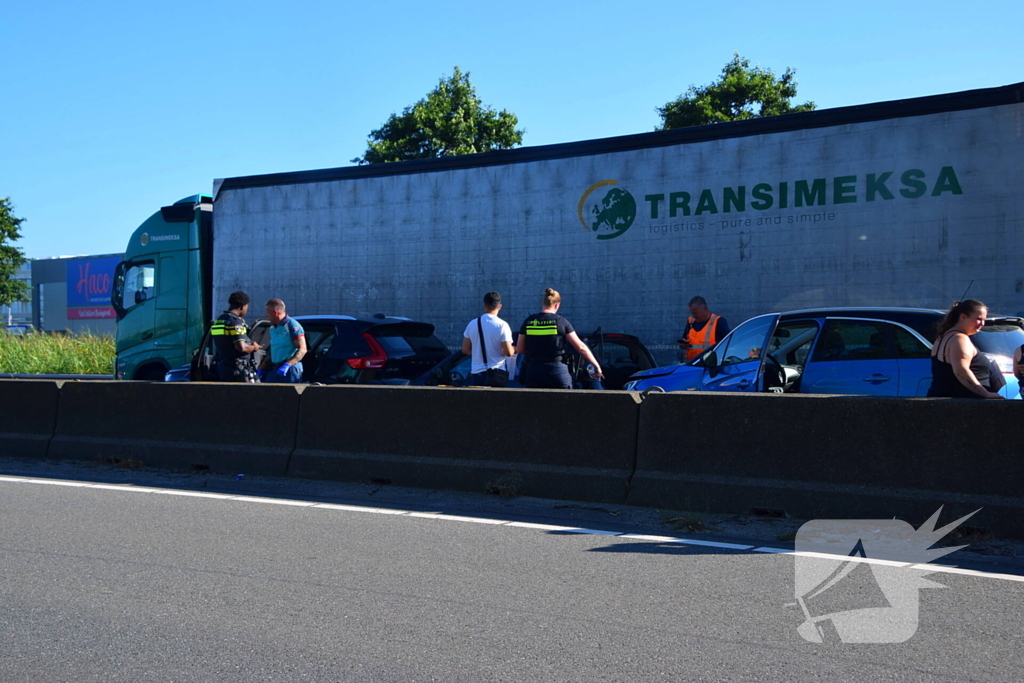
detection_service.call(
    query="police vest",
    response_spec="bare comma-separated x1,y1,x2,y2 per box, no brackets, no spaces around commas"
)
684,314,720,360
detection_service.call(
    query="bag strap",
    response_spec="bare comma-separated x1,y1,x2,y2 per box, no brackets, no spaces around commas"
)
477,316,488,366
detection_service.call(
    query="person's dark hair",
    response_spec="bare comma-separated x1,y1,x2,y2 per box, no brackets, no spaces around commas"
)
688,295,708,308
228,291,250,309
265,298,286,311
483,291,501,309
542,287,561,308
935,299,987,340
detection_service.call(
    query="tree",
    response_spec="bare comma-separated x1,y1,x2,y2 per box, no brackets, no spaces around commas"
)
657,53,815,130
353,67,524,164
0,197,29,310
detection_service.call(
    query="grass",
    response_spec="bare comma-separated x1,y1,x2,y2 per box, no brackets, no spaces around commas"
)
0,331,115,375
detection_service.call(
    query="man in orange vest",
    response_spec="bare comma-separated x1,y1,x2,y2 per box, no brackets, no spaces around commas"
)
677,296,730,362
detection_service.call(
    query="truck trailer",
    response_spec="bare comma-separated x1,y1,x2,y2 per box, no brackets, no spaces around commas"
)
112,81,1024,380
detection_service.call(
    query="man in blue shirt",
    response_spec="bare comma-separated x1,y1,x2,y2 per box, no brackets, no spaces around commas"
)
261,298,306,383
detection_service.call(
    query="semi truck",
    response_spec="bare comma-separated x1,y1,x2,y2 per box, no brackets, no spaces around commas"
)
112,81,1024,380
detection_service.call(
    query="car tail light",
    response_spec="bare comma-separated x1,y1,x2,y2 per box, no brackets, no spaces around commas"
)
348,333,388,369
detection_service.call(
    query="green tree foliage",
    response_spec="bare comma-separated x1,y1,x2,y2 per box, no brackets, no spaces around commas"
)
657,53,815,130
353,67,524,164
0,197,29,309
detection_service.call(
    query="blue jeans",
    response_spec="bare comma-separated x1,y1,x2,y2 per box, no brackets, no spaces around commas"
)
264,361,304,383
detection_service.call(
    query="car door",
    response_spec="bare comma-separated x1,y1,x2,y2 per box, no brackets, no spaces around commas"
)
800,319,900,396
892,324,933,396
701,314,778,392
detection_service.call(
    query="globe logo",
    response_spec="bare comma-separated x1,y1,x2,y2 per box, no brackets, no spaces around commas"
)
140,232,149,246
577,180,636,240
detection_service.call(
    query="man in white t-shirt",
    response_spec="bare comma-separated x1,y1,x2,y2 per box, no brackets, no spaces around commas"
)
461,291,515,387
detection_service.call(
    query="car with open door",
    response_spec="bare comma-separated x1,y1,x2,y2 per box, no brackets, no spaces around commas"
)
624,308,1023,398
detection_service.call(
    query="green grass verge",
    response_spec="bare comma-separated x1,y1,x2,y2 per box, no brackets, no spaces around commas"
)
0,332,115,375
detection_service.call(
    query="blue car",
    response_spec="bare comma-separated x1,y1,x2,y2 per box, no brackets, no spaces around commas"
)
624,308,1023,398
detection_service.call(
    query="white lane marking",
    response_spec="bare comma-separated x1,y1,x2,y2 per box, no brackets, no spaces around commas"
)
753,547,911,567
407,512,508,524
506,522,578,531
620,534,680,542
230,496,316,506
3,477,1023,584
912,564,1024,583
154,490,233,499
314,504,408,515
672,538,754,550
86,484,159,493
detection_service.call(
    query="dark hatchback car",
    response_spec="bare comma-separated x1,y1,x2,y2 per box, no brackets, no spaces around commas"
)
412,330,657,390
191,314,451,384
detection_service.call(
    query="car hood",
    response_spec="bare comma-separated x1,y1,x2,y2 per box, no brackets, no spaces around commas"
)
629,363,704,389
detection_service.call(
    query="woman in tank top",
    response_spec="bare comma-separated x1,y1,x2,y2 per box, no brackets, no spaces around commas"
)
927,299,1003,399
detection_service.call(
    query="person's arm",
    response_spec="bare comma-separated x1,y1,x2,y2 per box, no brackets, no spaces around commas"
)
677,322,693,349
949,335,1002,398
461,337,473,356
1014,346,1024,384
500,322,514,357
287,334,307,365
715,317,730,339
515,334,527,355
501,341,515,357
565,331,603,379
234,339,260,354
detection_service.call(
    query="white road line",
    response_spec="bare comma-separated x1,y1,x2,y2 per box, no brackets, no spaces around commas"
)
154,490,233,499
407,512,508,524
753,547,912,567
2,477,1023,584
229,496,316,506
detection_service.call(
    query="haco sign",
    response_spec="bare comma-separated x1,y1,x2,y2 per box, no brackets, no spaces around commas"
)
66,256,121,320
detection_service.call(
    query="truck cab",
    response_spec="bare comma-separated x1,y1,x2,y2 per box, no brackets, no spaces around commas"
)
111,195,211,380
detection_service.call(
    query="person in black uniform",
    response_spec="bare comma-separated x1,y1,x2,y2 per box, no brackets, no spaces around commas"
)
211,291,262,382
515,287,603,389
927,299,1003,399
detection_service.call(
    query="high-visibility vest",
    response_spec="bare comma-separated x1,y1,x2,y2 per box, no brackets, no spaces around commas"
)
684,314,720,360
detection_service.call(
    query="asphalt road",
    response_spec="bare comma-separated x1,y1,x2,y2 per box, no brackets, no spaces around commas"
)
0,460,1022,682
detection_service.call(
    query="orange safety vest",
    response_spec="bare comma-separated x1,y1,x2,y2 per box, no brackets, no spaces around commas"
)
684,314,720,360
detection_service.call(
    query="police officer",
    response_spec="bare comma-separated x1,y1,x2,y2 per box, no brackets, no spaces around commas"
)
211,291,262,382
516,288,603,389
677,295,729,362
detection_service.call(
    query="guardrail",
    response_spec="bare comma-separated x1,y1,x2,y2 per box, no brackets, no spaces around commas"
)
3,380,1022,539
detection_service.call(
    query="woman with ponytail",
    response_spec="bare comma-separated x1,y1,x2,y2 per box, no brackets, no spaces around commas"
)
515,288,603,389
927,299,1004,399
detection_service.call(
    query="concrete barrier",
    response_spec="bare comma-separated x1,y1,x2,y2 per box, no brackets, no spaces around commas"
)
289,385,642,503
629,392,1024,538
0,379,62,459
48,381,302,476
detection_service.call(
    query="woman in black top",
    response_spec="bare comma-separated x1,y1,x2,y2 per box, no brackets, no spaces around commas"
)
927,299,1003,399
516,288,604,389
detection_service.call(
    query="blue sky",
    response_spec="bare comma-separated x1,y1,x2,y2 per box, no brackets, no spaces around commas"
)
2,1,1021,259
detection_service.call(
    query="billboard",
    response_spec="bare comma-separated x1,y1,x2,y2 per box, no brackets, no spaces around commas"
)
66,256,120,320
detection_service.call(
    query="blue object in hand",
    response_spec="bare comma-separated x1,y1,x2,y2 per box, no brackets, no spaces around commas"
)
275,363,290,377
256,369,264,380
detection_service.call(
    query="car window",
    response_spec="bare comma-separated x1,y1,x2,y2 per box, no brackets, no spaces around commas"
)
592,341,649,369
812,320,893,362
715,316,776,367
893,327,931,359
767,321,818,366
